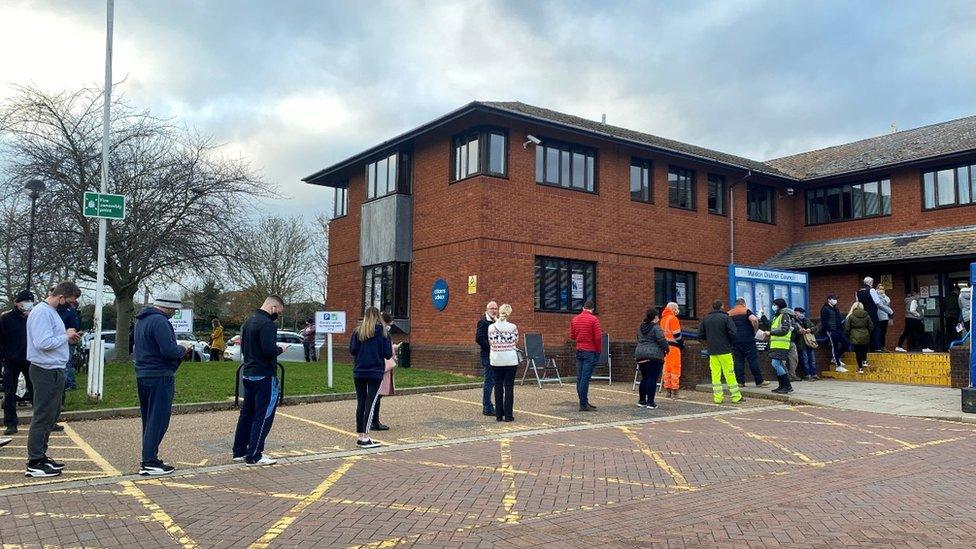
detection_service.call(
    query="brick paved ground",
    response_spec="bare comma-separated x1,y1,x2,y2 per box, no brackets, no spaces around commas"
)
1,404,974,548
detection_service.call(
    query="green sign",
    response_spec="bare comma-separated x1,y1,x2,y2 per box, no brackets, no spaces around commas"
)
83,191,126,220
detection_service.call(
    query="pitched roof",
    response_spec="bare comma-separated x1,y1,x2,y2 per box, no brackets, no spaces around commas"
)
762,225,976,270
765,115,976,180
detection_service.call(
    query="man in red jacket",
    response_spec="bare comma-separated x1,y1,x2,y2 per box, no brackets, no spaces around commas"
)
569,300,602,412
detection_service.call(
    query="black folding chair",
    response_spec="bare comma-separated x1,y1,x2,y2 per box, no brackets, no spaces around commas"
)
519,333,563,388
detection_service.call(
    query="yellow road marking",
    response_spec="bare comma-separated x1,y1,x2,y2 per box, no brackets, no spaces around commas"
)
714,417,824,467
0,456,91,461
0,509,152,522
0,469,104,474
350,534,424,549
616,426,695,490
424,393,571,421
277,411,379,442
2,445,85,450
138,478,306,500
63,423,122,476
249,457,359,549
175,459,209,467
120,480,199,548
498,439,520,524
792,409,918,449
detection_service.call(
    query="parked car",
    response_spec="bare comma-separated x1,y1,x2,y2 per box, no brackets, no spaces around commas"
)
80,330,118,362
81,330,210,362
225,330,307,362
175,332,211,362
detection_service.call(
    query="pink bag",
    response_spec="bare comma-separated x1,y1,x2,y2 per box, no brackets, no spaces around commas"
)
380,357,396,396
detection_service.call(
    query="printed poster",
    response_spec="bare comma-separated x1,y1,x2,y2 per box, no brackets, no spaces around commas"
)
571,273,584,299
920,286,930,298
675,282,687,306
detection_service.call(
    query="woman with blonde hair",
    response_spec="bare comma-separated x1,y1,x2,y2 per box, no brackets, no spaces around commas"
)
844,301,874,373
348,307,392,448
488,304,519,422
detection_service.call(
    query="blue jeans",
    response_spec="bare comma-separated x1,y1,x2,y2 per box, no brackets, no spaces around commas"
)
481,355,495,413
731,340,763,385
770,357,787,377
797,348,817,377
576,350,598,407
64,362,77,391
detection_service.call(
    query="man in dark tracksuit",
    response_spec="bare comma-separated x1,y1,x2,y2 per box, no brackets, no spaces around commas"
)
728,298,769,388
134,293,188,476
820,294,849,372
1,291,35,435
232,296,285,466
475,301,498,416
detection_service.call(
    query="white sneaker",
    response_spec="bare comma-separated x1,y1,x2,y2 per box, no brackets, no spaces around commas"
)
838,361,847,367
835,366,849,373
0,437,10,448
922,348,935,353
233,456,245,462
862,362,869,369
246,456,277,466
895,347,907,352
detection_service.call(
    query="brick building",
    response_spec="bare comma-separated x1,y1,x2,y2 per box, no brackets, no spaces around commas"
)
305,102,976,375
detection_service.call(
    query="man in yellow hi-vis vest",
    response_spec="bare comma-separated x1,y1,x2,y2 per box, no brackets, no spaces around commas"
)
764,298,795,394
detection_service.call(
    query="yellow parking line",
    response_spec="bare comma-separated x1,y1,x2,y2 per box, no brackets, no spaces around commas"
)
63,424,122,476
714,416,824,467
249,456,359,549
617,426,695,491
424,394,570,421
276,411,380,442
498,439,520,524
119,480,199,548
0,456,92,461
792,409,918,449
138,478,306,500
0,509,153,522
0,469,104,474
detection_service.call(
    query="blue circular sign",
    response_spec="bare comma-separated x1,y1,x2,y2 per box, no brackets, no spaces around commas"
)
432,279,449,311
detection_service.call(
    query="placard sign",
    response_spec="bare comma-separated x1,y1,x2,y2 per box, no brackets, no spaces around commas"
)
168,308,194,333
432,279,449,311
315,311,346,334
571,273,584,299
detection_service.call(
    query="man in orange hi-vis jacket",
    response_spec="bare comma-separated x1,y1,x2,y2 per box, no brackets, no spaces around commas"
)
660,302,683,398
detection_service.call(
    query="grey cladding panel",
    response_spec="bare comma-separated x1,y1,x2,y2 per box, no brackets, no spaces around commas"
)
360,194,413,265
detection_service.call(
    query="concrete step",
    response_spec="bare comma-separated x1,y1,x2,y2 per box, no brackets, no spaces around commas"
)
821,351,951,386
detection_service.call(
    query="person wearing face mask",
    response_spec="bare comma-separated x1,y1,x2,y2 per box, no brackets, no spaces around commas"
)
793,307,818,380
1,290,36,435
133,292,190,476
763,298,794,394
820,294,849,373
232,296,286,466
25,281,83,478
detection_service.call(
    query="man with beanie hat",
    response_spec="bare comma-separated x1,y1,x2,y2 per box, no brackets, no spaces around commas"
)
1,290,35,435
764,298,795,394
133,291,189,476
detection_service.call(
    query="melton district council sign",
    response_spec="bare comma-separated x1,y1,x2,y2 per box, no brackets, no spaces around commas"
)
83,191,126,220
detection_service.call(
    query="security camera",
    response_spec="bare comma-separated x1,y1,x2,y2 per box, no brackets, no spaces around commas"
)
786,187,795,196
523,135,542,149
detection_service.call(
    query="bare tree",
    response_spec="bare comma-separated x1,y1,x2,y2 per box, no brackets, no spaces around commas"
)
0,85,274,358
234,215,317,305
309,213,330,303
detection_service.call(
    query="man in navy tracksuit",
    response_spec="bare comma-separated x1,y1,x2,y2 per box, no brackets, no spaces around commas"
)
133,292,188,476
232,296,285,466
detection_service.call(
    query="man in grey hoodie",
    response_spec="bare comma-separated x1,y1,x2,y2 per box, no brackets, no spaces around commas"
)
700,300,742,404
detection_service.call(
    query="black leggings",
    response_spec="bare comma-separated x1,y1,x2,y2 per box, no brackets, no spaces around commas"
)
637,359,664,405
853,344,869,369
492,366,516,420
897,318,924,350
354,377,381,434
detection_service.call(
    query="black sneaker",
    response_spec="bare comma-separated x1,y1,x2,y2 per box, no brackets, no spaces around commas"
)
356,439,381,449
43,457,65,470
483,409,496,416
637,401,647,408
3,425,16,435
50,424,64,432
645,403,658,409
139,461,175,476
25,460,61,478
370,423,390,431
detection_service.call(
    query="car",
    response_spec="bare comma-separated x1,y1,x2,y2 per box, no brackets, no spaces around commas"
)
81,329,210,362
225,330,308,362
175,332,211,362
80,330,118,362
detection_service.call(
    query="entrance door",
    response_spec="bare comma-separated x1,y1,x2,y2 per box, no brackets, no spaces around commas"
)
908,274,944,350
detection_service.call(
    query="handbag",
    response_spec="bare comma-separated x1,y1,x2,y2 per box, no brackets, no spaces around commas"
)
802,332,819,349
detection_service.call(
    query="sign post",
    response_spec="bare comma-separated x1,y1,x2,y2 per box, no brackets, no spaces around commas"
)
316,311,346,389
83,191,126,220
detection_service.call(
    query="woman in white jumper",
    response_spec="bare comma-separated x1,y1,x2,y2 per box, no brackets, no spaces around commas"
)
488,304,519,422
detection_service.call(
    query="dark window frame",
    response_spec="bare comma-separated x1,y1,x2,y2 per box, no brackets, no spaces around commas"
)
746,183,775,224
921,162,976,211
707,174,726,215
654,269,697,320
630,157,653,203
533,256,597,313
362,262,410,319
805,177,892,225
332,185,348,219
450,126,509,183
534,138,598,194
365,150,412,202
667,166,696,210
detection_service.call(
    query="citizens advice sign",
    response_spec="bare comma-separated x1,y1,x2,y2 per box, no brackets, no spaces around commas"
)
83,191,126,220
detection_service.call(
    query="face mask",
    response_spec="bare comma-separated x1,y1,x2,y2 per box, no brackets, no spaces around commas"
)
20,302,33,312
796,313,805,319
269,312,279,321
829,299,838,306
772,305,780,313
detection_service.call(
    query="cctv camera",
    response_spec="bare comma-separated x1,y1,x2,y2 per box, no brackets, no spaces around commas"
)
523,135,542,148
786,187,795,196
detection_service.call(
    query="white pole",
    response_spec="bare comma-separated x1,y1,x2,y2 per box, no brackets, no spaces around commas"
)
88,0,113,401
327,333,333,389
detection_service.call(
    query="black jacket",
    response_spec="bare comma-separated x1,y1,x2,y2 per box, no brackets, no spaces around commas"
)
856,285,879,318
349,324,393,380
0,308,29,363
699,310,737,356
820,303,843,333
475,314,492,357
241,309,283,377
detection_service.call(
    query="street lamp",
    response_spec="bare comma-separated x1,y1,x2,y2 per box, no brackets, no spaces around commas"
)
23,179,46,291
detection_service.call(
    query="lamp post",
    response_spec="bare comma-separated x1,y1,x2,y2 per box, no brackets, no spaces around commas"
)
23,179,45,291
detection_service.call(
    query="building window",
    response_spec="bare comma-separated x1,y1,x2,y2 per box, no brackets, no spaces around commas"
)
746,183,774,223
923,163,976,209
655,269,696,319
534,140,596,193
668,166,695,210
630,158,652,203
534,257,596,313
805,178,892,225
333,186,348,218
363,262,410,318
366,151,411,200
451,127,507,181
707,174,725,215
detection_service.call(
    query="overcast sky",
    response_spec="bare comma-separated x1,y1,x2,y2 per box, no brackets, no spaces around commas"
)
3,0,975,218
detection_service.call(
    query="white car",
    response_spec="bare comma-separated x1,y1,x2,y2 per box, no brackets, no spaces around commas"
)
175,332,211,362
81,330,210,362
225,331,308,362
80,330,118,362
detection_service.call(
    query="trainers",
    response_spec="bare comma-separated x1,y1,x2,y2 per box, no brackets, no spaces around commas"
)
838,361,847,368
836,366,849,373
43,457,65,471
370,423,390,431
857,368,865,374
3,425,15,435
482,410,495,416
0,437,10,448
356,439,381,449
246,456,278,466
139,461,175,476
233,456,245,462
25,461,61,478
895,347,907,352
757,381,771,387
922,348,935,353
645,402,658,409
637,401,647,408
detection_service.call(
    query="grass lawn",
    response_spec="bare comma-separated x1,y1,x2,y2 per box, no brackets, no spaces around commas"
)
64,361,477,412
